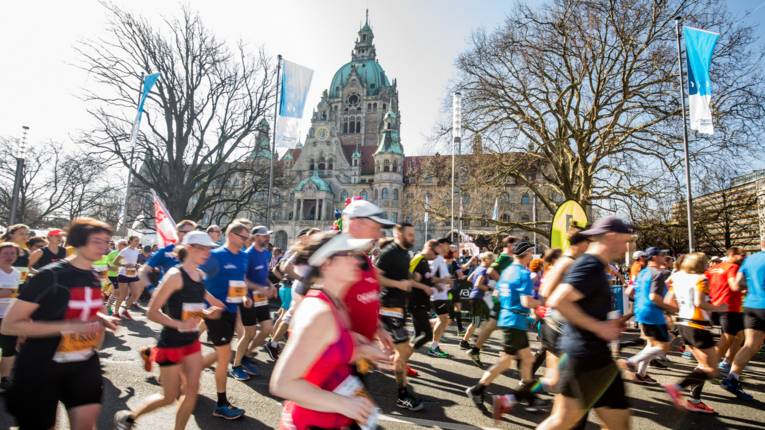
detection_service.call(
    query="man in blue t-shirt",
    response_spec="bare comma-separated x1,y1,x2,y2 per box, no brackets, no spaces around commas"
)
138,219,198,288
625,247,673,384
199,222,249,420
723,239,765,400
231,226,275,378
466,241,541,412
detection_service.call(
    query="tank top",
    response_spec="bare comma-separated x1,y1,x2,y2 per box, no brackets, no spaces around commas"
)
670,272,711,330
157,267,207,348
33,247,67,269
280,289,355,430
13,248,29,269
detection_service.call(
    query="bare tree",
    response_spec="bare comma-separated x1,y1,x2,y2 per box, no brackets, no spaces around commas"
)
453,0,765,221
77,3,276,225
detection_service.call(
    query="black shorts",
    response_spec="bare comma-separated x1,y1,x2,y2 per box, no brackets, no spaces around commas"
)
468,299,490,325
540,318,563,356
109,276,119,289
381,314,410,344
489,297,501,320
744,307,765,331
678,325,715,350
640,323,670,342
501,328,530,355
710,312,721,327
240,304,272,326
0,319,16,358
117,275,140,284
205,311,237,346
559,354,629,410
7,354,102,429
720,312,744,335
432,300,451,316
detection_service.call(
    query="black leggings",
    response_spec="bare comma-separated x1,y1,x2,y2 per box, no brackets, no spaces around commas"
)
410,305,433,349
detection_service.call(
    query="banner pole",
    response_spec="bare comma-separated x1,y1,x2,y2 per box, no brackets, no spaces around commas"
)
118,73,145,235
675,17,695,252
266,54,282,229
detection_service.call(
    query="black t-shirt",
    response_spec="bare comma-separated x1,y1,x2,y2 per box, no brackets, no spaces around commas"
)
17,261,103,364
409,253,433,308
559,254,613,358
33,246,67,269
13,248,29,269
376,242,410,308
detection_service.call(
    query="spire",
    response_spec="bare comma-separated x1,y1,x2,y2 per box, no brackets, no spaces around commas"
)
353,11,376,61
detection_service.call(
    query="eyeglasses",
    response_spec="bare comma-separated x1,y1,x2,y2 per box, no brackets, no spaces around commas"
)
178,230,194,234
88,238,111,247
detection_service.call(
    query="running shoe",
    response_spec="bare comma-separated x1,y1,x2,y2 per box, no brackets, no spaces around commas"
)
492,394,516,421
427,346,450,358
264,342,280,361
213,404,245,420
682,350,694,360
686,400,716,414
106,306,113,316
228,366,251,381
465,385,485,407
120,310,134,321
718,361,731,374
620,359,637,374
240,357,259,376
467,349,485,369
139,346,153,372
721,376,754,401
396,387,424,411
663,383,685,410
651,357,670,369
634,374,659,385
459,340,471,350
406,365,419,377
114,411,135,430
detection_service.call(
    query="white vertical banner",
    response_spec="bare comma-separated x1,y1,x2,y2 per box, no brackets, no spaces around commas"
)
424,194,430,224
276,59,314,148
492,197,499,221
683,26,719,135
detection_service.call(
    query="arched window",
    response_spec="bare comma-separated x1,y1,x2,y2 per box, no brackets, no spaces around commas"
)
340,190,348,202
356,118,362,134
383,103,387,111
353,157,358,167
382,188,389,200
373,102,377,111
501,213,510,223
374,189,379,200
309,158,315,170
392,159,398,172
521,193,531,205
383,160,390,172
343,120,348,134
318,157,326,171
327,157,334,170
393,189,399,201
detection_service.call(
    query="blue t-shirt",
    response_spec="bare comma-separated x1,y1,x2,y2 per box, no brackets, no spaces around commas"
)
741,251,765,309
634,266,669,325
200,246,248,313
146,244,179,273
245,246,271,287
497,262,533,330
468,266,489,299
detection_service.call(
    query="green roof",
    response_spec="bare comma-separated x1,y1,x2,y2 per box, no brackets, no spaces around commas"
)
375,129,404,155
329,60,390,98
293,170,332,193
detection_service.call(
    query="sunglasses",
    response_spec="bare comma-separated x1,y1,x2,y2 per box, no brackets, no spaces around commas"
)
233,232,249,241
178,229,194,234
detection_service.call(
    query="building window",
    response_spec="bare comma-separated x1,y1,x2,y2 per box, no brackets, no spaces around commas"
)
309,158,315,170
353,158,358,167
501,213,510,223
318,157,326,171
392,159,398,172
382,188,389,200
383,160,390,172
373,102,377,111
356,118,361,133
327,157,334,170
393,189,399,200
392,212,398,223
382,103,387,111
343,120,348,134
361,190,368,200
340,190,348,202
521,193,531,205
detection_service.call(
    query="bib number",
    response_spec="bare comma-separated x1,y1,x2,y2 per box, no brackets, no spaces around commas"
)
253,291,269,307
54,329,103,363
18,268,29,284
226,280,247,303
380,307,404,318
333,375,379,430
125,265,137,277
180,303,206,332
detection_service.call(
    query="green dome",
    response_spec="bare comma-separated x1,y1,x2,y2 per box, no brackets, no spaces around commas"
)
293,170,332,193
329,60,390,98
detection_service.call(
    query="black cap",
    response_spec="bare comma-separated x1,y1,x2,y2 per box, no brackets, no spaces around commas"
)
581,216,634,236
644,247,669,258
437,237,452,245
512,241,535,256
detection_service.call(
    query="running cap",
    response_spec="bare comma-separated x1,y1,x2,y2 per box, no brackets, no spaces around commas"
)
182,231,218,248
47,228,64,237
251,226,273,236
581,216,634,236
342,200,395,228
307,233,373,267
632,251,646,259
512,241,535,256
437,237,452,245
644,247,669,258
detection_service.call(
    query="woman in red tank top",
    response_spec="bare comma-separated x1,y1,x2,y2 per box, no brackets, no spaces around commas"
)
270,232,378,430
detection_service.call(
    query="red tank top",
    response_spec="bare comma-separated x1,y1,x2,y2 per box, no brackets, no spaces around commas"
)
343,256,380,341
280,290,355,430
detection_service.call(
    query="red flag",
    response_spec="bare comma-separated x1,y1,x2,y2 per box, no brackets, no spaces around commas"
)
152,190,178,246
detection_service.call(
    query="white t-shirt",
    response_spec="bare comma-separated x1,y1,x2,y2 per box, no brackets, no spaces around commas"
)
119,247,140,277
0,267,20,318
429,255,452,301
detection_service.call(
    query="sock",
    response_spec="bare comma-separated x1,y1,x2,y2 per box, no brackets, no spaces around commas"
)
398,385,408,396
269,340,278,348
431,341,439,349
630,345,664,366
729,371,740,380
690,379,705,400
217,392,229,407
472,383,486,394
637,360,649,377
678,368,708,389
470,346,480,354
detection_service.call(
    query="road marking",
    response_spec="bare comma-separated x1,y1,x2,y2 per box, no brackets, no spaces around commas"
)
380,413,503,430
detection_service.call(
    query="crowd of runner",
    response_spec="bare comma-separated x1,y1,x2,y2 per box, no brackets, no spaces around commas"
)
0,200,764,429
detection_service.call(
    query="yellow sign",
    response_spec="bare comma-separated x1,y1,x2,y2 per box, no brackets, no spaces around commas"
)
550,200,588,251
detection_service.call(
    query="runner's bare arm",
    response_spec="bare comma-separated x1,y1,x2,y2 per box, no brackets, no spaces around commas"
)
146,270,190,330
27,249,43,273
1,300,99,337
539,258,573,299
732,271,746,292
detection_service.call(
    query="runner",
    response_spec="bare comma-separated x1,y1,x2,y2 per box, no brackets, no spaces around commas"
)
1,217,118,429
447,246,467,335
465,241,541,418
269,232,383,430
427,237,453,358
460,252,495,350
662,252,725,414
0,242,20,393
198,222,249,419
113,232,224,430
207,224,223,246
139,220,198,285
707,246,745,374
721,236,765,400
104,239,127,314
137,245,152,266
376,222,424,410
28,228,67,272
467,235,518,368
112,235,143,319
230,225,275,380
537,216,632,430
2,224,30,285
410,240,437,352
624,247,674,384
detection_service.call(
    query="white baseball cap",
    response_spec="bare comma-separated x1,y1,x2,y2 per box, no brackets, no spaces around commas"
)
632,251,646,259
342,200,395,228
308,233,373,267
182,231,218,248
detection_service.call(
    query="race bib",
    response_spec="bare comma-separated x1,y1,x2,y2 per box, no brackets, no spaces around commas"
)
380,307,404,318
226,280,247,303
17,267,29,284
0,284,18,317
332,375,380,430
253,291,269,307
180,303,206,332
53,328,103,363
125,265,137,277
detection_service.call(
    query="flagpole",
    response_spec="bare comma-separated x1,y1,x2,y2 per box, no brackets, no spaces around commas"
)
675,17,695,252
266,54,282,229
118,73,145,235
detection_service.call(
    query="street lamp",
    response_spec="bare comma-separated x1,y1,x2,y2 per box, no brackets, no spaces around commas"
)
8,126,29,225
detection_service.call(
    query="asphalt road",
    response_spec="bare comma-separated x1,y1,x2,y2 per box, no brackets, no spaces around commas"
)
2,308,765,429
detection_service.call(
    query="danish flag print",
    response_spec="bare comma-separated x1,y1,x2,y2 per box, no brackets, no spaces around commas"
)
152,190,178,246
65,287,103,322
